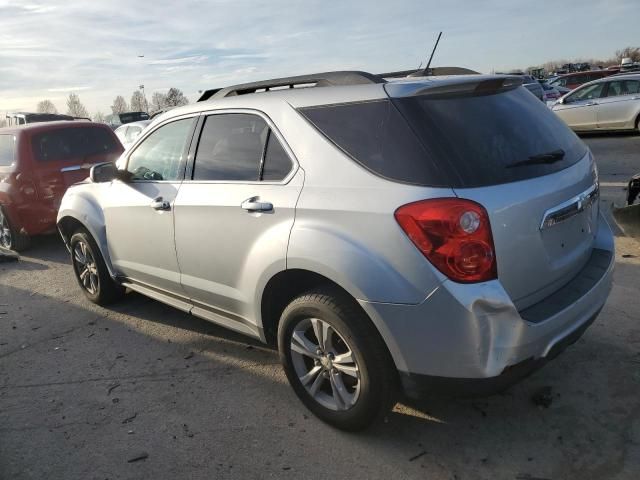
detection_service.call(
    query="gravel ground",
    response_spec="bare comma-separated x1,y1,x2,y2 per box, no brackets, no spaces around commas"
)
1,135,639,480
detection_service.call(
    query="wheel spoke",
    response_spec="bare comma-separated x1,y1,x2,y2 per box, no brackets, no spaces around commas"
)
89,272,98,293
291,331,320,359
333,363,358,378
308,370,325,396
299,365,322,386
333,350,353,365
310,318,324,349
330,371,353,410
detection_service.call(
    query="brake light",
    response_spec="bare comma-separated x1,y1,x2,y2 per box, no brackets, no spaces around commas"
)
395,198,497,283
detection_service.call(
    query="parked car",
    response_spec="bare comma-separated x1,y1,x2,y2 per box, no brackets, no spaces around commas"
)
105,111,150,130
5,112,87,127
58,71,614,431
551,73,640,131
628,172,640,205
540,81,563,103
114,120,151,149
549,69,618,90
521,75,544,101
0,122,123,250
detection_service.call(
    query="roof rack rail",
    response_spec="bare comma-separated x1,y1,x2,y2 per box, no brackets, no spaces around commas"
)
197,70,386,101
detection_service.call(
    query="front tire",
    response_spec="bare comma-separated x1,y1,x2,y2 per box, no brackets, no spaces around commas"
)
0,206,30,252
70,229,125,305
278,288,397,431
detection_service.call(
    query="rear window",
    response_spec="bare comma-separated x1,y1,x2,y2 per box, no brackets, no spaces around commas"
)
0,134,16,167
31,127,120,162
299,87,587,188
120,112,150,124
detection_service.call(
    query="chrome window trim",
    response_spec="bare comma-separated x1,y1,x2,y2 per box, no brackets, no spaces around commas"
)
185,108,299,186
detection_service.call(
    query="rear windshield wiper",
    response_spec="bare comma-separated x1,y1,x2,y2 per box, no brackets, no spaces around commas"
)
507,149,565,168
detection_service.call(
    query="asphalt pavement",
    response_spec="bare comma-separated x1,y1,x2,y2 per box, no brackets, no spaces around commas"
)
1,134,639,480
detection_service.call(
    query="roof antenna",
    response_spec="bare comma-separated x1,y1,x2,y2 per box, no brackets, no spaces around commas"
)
423,31,442,76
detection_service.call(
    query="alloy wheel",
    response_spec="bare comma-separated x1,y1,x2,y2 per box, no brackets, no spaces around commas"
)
290,317,361,411
73,241,99,295
0,210,12,249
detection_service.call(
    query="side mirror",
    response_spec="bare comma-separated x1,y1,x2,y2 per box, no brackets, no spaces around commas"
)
557,97,566,105
90,162,123,183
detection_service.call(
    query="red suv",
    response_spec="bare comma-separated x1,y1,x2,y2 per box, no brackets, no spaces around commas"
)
0,121,123,251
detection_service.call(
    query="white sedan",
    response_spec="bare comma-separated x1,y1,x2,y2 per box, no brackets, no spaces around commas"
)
551,74,640,132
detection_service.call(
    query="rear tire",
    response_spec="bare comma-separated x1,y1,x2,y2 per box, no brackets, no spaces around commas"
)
278,287,398,431
0,206,30,252
69,229,125,305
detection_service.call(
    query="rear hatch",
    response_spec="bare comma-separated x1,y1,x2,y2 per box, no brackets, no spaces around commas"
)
386,79,598,309
300,77,598,309
29,125,123,207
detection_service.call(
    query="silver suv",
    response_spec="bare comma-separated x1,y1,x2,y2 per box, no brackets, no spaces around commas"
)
57,71,614,431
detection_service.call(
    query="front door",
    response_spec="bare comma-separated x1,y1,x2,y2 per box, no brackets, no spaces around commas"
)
174,112,302,329
104,116,197,292
554,82,605,130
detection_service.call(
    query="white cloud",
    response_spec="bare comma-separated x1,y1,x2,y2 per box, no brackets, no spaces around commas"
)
47,86,92,93
0,0,637,113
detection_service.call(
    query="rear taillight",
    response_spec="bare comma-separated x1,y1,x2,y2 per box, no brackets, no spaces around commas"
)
395,198,497,283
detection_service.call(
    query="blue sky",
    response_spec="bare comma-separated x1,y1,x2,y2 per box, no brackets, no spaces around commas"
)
0,0,637,114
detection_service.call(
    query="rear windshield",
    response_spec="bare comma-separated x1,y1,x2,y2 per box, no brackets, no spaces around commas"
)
31,127,120,162
0,134,16,167
299,87,587,188
120,112,149,124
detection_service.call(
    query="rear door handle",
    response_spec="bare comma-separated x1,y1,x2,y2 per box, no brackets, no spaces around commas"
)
585,102,598,106
151,197,171,211
241,197,273,212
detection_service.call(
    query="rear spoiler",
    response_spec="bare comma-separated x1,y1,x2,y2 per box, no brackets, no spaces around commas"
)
384,75,524,98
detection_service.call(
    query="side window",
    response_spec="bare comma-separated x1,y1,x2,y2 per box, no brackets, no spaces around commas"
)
625,80,640,94
127,118,193,181
0,135,15,167
607,81,623,97
567,83,605,102
193,113,268,181
261,132,293,181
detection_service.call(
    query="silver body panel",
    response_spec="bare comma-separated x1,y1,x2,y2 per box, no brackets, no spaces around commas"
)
58,74,615,382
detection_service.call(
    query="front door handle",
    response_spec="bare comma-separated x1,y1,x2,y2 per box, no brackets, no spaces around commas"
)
241,197,273,212
151,197,171,211
585,101,598,106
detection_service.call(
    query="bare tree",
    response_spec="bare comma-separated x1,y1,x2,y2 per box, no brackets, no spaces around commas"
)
111,96,129,114
66,93,89,118
130,91,146,112
150,92,168,113
165,88,189,108
93,111,106,123
616,46,640,63
36,99,58,114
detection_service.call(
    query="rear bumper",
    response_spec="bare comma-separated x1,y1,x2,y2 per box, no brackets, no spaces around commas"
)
359,213,614,396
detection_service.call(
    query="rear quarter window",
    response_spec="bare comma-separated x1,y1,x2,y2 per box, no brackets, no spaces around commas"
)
0,134,16,167
300,87,587,188
31,127,120,162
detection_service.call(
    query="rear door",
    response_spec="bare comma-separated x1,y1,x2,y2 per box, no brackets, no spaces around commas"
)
596,79,640,129
29,125,123,209
173,111,302,328
553,82,605,130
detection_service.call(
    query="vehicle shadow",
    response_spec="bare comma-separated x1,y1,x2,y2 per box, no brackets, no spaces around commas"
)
2,260,638,479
